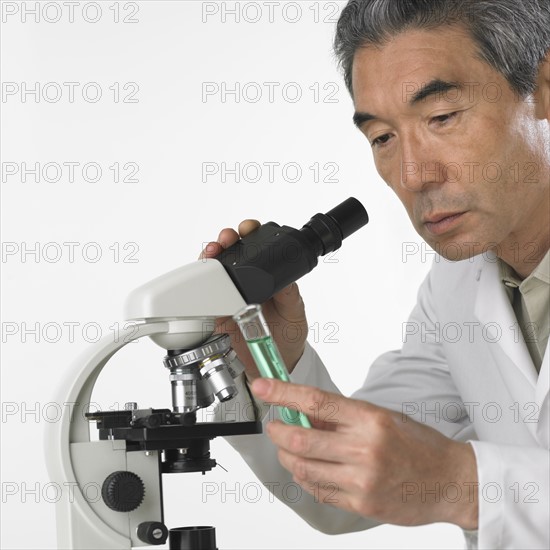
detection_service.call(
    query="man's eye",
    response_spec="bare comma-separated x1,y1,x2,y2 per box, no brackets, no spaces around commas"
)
431,112,458,124
371,134,392,148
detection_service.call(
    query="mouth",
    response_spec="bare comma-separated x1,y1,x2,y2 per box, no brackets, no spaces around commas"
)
423,212,467,236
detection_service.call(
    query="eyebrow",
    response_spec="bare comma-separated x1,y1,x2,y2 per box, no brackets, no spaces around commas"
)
410,79,462,104
352,111,377,128
352,79,462,129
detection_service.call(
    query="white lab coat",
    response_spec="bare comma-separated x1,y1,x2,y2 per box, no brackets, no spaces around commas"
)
226,252,550,549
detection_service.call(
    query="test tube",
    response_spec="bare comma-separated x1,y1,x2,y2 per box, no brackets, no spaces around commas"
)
233,304,311,428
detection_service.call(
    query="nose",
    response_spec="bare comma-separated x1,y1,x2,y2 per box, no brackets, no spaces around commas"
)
399,133,445,192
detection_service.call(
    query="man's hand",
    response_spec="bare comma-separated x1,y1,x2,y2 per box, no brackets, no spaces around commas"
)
251,377,479,530
199,221,309,381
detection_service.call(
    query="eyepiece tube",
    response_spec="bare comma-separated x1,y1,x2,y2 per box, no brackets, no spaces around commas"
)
300,197,369,255
326,197,369,240
215,197,369,304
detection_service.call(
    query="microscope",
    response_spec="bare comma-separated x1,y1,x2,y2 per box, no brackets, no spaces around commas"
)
45,198,369,549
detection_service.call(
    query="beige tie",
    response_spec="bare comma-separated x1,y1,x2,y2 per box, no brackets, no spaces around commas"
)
510,283,543,373
499,253,549,375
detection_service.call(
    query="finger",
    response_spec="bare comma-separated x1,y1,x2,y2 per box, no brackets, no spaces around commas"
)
267,420,350,462
216,227,240,249
271,282,305,321
198,241,224,260
296,470,350,509
238,219,261,237
275,448,349,506
199,220,259,261
251,379,370,427
199,227,241,260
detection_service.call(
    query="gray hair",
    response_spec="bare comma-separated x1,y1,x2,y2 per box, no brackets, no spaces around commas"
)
334,0,550,99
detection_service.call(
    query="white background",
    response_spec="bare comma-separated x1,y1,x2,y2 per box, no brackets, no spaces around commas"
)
1,1,463,548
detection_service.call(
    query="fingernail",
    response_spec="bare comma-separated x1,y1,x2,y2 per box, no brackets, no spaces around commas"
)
251,378,272,398
205,243,216,254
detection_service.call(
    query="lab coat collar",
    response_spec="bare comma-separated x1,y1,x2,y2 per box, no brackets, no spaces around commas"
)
474,251,549,446
474,251,539,387
535,344,549,448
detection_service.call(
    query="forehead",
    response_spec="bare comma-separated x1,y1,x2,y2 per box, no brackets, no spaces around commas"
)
351,26,491,109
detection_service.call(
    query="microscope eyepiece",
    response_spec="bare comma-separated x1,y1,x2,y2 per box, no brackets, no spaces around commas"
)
300,197,369,255
215,197,369,304
325,196,370,240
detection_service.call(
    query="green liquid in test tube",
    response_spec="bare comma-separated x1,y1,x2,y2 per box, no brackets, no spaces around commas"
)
233,304,311,428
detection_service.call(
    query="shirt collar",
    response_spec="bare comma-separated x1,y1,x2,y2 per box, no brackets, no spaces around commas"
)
531,248,550,284
498,247,550,289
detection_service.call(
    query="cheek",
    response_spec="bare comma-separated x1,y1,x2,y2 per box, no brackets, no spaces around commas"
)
374,156,401,190
374,158,418,216
388,186,419,225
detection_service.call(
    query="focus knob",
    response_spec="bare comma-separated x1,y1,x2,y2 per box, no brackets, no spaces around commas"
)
101,471,145,512
137,521,169,545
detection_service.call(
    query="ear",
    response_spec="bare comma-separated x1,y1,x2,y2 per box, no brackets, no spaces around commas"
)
533,49,550,120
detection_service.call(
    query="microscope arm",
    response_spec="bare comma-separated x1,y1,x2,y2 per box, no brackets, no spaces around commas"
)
45,322,171,549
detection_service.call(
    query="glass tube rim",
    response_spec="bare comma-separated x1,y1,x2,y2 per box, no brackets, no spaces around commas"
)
232,303,263,325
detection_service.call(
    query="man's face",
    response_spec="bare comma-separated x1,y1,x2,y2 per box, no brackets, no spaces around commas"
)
352,26,550,262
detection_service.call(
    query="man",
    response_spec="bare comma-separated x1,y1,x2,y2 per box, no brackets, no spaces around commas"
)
201,1,550,548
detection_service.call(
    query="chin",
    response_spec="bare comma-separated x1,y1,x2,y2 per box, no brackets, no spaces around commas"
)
425,235,488,262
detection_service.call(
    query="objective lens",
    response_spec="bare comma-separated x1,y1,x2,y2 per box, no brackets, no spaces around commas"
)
164,335,237,412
